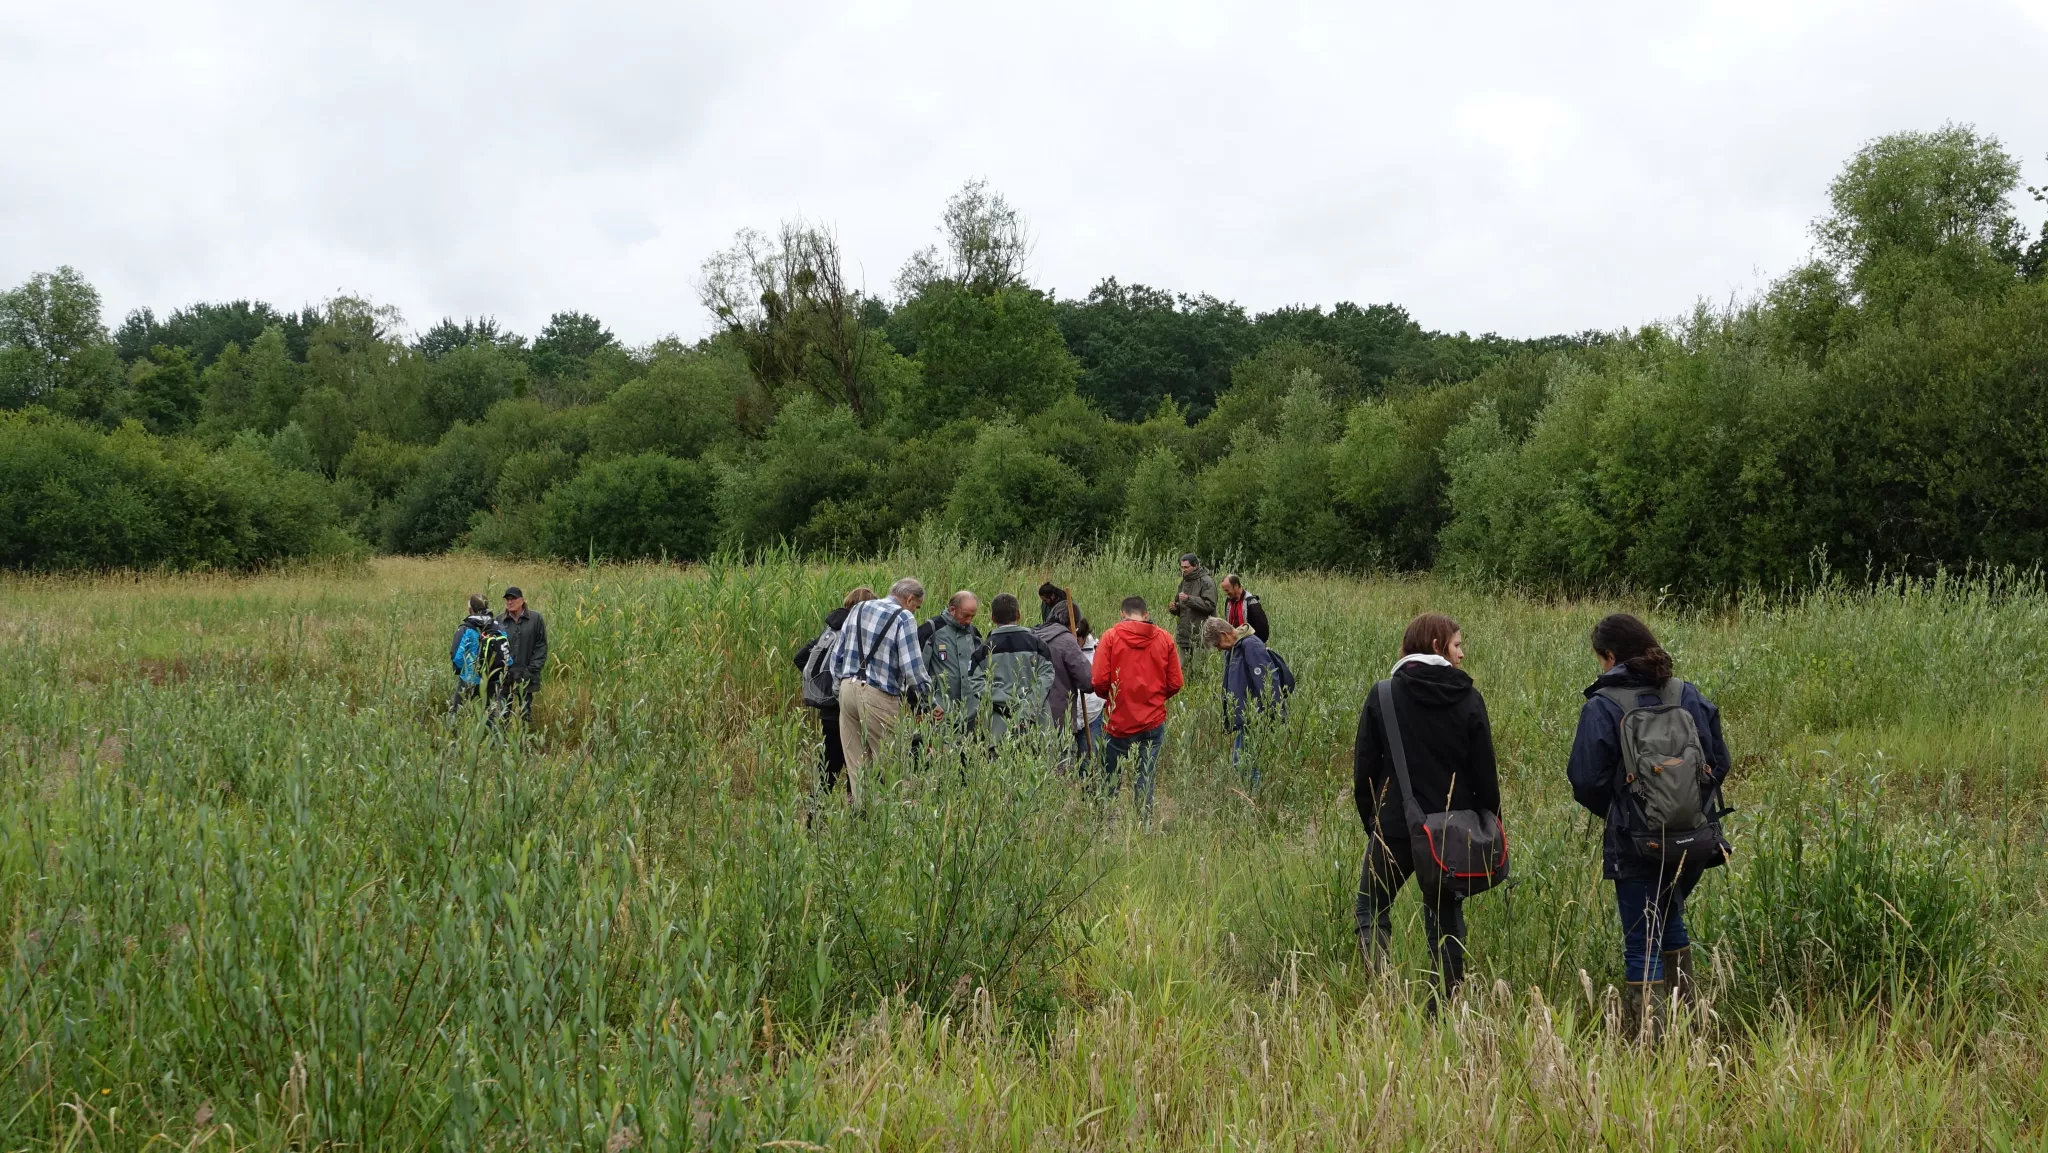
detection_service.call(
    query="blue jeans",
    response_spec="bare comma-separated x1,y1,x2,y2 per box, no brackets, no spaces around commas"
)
1101,725,1163,818
1615,870,1701,983
1072,717,1105,774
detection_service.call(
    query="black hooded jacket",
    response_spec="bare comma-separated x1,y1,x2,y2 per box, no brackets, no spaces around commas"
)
1353,661,1501,841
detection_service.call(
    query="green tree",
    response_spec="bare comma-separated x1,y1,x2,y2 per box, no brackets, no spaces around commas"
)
897,283,1077,431
127,345,202,435
586,344,761,459
1121,447,1191,553
943,420,1088,550
421,344,527,434
199,326,302,436
1819,123,2026,311
0,267,124,419
538,453,717,562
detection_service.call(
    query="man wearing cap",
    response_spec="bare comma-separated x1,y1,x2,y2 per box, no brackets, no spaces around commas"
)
499,586,549,723
1166,553,1218,665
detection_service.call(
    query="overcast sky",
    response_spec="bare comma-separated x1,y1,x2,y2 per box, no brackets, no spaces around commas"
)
4,0,2045,345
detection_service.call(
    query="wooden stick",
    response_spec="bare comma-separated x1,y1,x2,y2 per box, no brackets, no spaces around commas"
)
1065,586,1093,758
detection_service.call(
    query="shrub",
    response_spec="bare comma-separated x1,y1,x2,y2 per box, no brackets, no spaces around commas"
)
537,452,717,562
0,410,343,570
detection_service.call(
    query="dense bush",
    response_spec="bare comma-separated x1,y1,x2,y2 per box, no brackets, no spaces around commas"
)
0,410,344,570
537,452,717,561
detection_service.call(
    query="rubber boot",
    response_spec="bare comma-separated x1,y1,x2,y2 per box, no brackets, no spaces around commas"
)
1660,946,1696,1007
1621,981,1664,1043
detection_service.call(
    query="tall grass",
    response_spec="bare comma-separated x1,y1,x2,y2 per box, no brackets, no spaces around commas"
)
2,551,2044,1147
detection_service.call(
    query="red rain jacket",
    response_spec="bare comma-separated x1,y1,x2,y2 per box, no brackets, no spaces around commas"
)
1090,619,1185,738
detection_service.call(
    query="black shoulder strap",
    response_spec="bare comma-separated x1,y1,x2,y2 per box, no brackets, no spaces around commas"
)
1375,678,1427,838
857,604,904,679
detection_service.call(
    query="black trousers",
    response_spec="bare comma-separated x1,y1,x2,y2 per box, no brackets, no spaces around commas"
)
1355,828,1468,995
817,703,847,792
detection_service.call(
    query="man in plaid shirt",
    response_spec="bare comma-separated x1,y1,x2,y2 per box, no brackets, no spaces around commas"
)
828,576,930,803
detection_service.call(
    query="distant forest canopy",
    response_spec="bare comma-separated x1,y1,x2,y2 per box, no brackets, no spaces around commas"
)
4,124,2046,593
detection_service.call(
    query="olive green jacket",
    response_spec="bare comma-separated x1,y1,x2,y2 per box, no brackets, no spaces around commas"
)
1168,567,1219,649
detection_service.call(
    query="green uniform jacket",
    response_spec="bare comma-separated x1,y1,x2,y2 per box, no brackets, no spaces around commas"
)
983,623,1055,726
1169,567,1219,651
919,613,986,717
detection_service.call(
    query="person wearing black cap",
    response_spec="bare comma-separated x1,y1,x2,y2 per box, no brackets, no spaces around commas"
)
499,586,549,722
1167,553,1218,665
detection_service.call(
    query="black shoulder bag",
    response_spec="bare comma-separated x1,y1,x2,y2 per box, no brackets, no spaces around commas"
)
1375,678,1509,901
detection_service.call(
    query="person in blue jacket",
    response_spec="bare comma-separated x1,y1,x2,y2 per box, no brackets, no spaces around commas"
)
1206,615,1280,785
1566,613,1731,1028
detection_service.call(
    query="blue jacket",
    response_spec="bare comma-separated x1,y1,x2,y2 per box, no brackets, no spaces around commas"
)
1566,666,1731,880
1220,634,1279,730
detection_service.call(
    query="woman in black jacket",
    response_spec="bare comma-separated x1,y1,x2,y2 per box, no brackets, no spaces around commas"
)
1354,612,1501,1002
794,587,875,794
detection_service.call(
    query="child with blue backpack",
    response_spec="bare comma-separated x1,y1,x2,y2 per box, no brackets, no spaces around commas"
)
449,594,509,723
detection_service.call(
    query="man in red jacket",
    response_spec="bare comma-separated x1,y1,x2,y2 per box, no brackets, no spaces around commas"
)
1090,595,1184,820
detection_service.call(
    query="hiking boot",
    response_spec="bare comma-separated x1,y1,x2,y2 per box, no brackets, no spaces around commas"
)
1660,946,1696,1006
1621,981,1664,1043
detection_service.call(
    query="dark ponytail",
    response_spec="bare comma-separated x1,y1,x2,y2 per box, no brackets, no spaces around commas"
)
1590,613,1673,683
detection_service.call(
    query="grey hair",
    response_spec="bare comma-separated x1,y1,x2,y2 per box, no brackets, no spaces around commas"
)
889,577,926,602
1202,616,1236,646
947,589,977,610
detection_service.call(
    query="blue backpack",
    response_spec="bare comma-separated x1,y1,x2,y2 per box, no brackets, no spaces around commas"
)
451,619,500,687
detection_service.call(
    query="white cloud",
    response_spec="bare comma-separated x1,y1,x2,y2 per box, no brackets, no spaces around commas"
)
1,0,2042,344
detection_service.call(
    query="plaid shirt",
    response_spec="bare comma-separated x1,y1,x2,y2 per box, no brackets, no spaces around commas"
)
827,597,929,698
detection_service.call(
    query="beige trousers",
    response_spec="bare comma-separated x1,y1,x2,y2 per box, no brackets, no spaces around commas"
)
836,678,903,804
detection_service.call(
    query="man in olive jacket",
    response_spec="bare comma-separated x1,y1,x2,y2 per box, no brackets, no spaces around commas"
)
1167,554,1218,663
499,586,548,722
918,590,985,729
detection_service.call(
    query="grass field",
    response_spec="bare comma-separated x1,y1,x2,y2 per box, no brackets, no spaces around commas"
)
5,546,2048,1150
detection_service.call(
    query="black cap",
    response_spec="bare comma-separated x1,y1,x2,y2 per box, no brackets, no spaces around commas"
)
503,586,523,599
1180,553,1199,566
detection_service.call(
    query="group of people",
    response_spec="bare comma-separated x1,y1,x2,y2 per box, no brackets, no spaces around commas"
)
454,563,1729,1032
1356,609,1730,1031
446,586,549,724
793,554,1290,815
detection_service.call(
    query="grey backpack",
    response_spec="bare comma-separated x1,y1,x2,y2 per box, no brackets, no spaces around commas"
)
1601,680,1729,868
800,627,840,708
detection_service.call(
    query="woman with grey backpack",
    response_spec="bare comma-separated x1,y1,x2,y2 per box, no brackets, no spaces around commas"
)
1567,613,1733,1037
794,586,876,796
1353,612,1507,1009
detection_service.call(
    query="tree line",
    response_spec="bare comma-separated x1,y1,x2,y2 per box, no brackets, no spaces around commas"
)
4,126,2045,592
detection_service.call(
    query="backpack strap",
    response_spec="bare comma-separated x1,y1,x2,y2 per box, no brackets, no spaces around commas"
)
1374,679,1429,842
1599,678,1685,716
856,604,905,682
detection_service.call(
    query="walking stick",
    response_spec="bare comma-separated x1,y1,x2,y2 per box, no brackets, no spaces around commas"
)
1065,586,1093,762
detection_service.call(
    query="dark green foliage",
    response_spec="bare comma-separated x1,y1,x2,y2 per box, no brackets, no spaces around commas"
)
126,345,202,435
115,299,317,368
586,344,759,459
717,396,898,555
944,421,1089,550
0,411,342,570
420,343,527,434
530,310,617,384
537,453,717,561
414,315,521,361
894,283,1078,431
377,400,588,554
1054,280,1257,421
